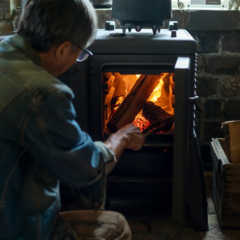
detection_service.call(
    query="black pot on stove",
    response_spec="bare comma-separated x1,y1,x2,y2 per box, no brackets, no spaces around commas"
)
90,0,112,8
112,0,172,34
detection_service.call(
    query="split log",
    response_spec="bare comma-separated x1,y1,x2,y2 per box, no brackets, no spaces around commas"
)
142,118,174,135
142,101,172,123
142,102,174,134
107,74,161,132
222,120,240,163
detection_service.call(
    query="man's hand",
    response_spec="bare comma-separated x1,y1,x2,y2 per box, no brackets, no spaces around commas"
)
116,123,145,151
104,124,145,174
104,123,145,160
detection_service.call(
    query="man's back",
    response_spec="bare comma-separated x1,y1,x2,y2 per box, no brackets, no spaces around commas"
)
0,34,73,239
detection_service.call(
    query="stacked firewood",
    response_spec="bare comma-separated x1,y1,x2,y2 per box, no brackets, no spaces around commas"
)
221,120,240,163
211,121,240,228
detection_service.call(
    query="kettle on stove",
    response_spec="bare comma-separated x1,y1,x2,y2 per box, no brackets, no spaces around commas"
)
90,0,112,8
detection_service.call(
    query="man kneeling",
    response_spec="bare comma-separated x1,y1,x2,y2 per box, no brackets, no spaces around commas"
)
0,0,145,239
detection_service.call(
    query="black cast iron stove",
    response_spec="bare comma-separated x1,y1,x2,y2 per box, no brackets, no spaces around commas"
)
62,27,208,231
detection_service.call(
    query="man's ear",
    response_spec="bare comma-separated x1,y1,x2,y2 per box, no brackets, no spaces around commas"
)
55,41,72,62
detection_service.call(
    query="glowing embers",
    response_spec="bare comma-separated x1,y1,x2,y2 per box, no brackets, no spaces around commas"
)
103,72,175,135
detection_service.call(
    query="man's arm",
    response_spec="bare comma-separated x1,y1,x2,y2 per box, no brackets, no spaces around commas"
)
23,86,145,185
22,87,106,188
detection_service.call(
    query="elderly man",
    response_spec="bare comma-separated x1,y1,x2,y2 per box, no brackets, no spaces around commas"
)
0,0,145,239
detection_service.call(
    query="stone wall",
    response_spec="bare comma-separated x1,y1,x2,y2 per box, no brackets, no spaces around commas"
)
0,0,12,35
0,0,9,17
183,11,240,143
0,0,23,35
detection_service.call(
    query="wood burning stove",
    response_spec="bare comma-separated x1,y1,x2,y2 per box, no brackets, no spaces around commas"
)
61,28,208,230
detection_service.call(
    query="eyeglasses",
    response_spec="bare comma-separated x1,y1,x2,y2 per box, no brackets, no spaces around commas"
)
76,48,93,62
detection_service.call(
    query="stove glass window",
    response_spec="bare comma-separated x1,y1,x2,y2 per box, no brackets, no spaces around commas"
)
103,72,175,135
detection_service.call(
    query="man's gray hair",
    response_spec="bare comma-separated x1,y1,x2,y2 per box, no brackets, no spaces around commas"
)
17,0,97,52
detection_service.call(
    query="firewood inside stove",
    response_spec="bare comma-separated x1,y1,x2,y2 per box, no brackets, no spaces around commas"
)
142,102,174,134
107,74,161,132
142,101,172,123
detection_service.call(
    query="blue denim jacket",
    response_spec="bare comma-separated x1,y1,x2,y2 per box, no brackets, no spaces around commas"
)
0,34,113,240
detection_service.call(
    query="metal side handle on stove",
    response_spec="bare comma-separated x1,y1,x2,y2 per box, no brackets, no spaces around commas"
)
188,95,199,103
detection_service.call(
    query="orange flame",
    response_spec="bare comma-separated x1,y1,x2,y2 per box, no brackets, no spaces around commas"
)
104,72,175,134
148,73,175,116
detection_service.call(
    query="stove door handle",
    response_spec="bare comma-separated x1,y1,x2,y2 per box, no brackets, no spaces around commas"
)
188,95,199,103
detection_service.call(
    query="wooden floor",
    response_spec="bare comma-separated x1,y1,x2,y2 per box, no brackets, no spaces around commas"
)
126,174,240,240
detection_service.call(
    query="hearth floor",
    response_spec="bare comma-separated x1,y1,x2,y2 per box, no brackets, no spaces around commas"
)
124,173,240,240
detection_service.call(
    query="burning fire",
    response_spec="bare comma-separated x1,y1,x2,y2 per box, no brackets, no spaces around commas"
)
148,73,175,116
104,72,175,134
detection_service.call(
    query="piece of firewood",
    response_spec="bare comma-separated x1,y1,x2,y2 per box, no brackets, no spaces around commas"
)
221,120,240,163
142,102,172,123
107,75,161,132
141,102,174,134
142,117,174,135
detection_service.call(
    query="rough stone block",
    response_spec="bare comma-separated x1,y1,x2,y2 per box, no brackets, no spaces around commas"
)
224,99,240,120
204,98,224,119
222,32,240,52
0,4,9,20
219,75,240,97
186,11,240,31
0,20,13,35
190,31,220,53
201,53,240,75
198,55,207,73
203,121,223,141
197,73,219,97
0,1,9,9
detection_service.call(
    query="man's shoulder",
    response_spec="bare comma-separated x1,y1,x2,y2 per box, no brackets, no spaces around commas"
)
0,36,74,106
43,81,74,101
